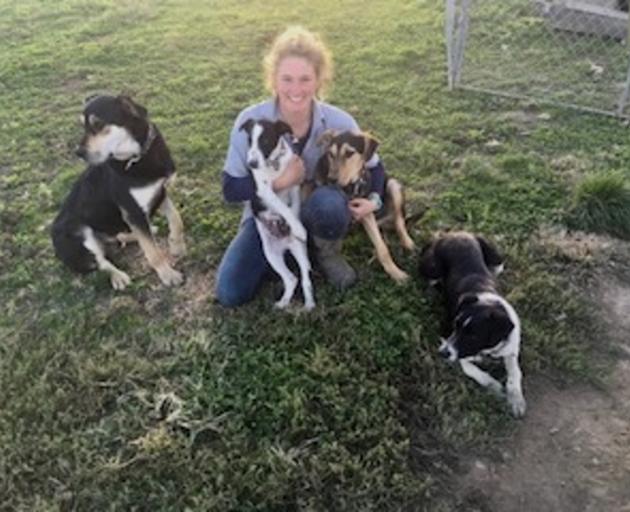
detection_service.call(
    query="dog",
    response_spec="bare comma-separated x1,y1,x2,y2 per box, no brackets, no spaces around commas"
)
419,231,526,417
51,94,185,290
315,130,415,283
239,118,314,310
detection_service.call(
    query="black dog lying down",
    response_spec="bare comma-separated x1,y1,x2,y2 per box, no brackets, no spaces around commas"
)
419,231,526,417
52,94,185,290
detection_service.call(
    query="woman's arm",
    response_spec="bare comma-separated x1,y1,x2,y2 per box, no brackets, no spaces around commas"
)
222,171,256,203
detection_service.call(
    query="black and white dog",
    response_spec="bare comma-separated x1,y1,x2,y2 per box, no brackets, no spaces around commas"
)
239,118,314,310
419,232,526,417
52,94,185,290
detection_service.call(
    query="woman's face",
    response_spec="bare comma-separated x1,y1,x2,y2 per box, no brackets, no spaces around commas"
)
274,56,319,117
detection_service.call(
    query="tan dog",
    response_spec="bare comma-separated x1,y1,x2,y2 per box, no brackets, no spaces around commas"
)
315,130,415,283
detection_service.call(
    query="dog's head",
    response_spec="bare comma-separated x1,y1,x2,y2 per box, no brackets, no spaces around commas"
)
239,119,293,175
316,130,378,188
438,293,515,362
76,94,149,165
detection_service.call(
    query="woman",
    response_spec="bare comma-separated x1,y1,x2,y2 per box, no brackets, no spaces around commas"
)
216,26,387,307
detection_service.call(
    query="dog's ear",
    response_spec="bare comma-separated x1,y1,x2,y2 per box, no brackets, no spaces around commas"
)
119,95,148,119
476,236,503,269
489,307,515,344
274,120,292,137
239,118,255,134
362,133,380,161
316,129,337,149
87,114,105,131
83,94,99,106
459,294,479,309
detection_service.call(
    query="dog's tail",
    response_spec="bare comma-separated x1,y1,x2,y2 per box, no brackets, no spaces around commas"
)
405,205,429,225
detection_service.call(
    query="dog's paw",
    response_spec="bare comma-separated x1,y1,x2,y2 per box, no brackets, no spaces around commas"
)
157,265,184,287
110,269,131,290
274,298,290,310
168,237,187,259
401,237,416,252
390,269,410,284
303,299,316,311
116,232,137,247
507,392,526,418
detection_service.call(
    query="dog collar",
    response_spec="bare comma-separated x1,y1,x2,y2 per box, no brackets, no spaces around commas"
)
125,123,156,170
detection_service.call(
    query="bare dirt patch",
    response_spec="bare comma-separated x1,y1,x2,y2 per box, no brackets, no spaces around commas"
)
454,231,630,512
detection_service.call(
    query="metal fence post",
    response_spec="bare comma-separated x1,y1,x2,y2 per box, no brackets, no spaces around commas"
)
453,0,471,86
445,0,456,89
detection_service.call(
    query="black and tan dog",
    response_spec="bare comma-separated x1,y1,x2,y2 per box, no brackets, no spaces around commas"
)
51,94,185,290
419,231,526,417
315,130,415,283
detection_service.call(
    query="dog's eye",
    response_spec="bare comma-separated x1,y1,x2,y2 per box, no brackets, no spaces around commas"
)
88,115,105,133
344,149,354,159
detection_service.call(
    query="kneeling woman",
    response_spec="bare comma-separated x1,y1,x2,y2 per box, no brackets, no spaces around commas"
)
216,25,387,307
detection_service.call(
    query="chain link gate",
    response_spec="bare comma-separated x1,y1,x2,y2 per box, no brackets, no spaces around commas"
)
445,0,630,118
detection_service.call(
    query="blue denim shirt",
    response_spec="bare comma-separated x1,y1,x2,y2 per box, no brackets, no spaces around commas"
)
223,98,381,225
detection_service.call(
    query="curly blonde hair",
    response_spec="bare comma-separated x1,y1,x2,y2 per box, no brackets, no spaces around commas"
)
263,26,333,99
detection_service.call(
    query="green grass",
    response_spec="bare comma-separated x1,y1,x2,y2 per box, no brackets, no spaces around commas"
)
0,0,628,510
566,172,630,239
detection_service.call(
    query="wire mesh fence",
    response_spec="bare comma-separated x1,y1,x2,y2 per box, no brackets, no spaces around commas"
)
445,0,630,118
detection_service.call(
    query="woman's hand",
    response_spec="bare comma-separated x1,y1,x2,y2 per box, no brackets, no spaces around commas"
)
348,197,377,222
273,155,305,192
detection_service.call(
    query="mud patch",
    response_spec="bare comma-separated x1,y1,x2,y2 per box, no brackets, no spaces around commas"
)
457,371,630,512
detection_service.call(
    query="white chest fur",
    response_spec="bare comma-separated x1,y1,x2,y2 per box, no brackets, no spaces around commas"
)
130,179,165,214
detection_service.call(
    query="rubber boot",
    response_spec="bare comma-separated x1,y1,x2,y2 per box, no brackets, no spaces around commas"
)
313,236,357,290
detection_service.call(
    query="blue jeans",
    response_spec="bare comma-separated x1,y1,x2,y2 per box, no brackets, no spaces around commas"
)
215,186,350,307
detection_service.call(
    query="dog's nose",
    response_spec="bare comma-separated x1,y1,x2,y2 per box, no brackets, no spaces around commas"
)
438,347,451,359
75,146,87,160
248,159,258,169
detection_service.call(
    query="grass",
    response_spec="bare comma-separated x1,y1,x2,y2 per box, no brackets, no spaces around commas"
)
566,172,630,239
0,0,628,510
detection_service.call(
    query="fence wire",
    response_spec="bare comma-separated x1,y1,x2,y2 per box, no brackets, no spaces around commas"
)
445,0,630,118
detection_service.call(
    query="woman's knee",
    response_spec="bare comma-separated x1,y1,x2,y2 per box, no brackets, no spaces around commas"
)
215,277,251,308
301,185,351,240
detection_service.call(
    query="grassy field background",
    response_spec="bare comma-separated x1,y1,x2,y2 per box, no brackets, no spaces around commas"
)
1,0,629,510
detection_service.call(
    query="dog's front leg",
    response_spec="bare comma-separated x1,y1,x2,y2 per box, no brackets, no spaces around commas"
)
361,213,409,283
504,354,526,417
159,195,186,258
459,359,504,397
121,206,183,287
257,186,307,242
